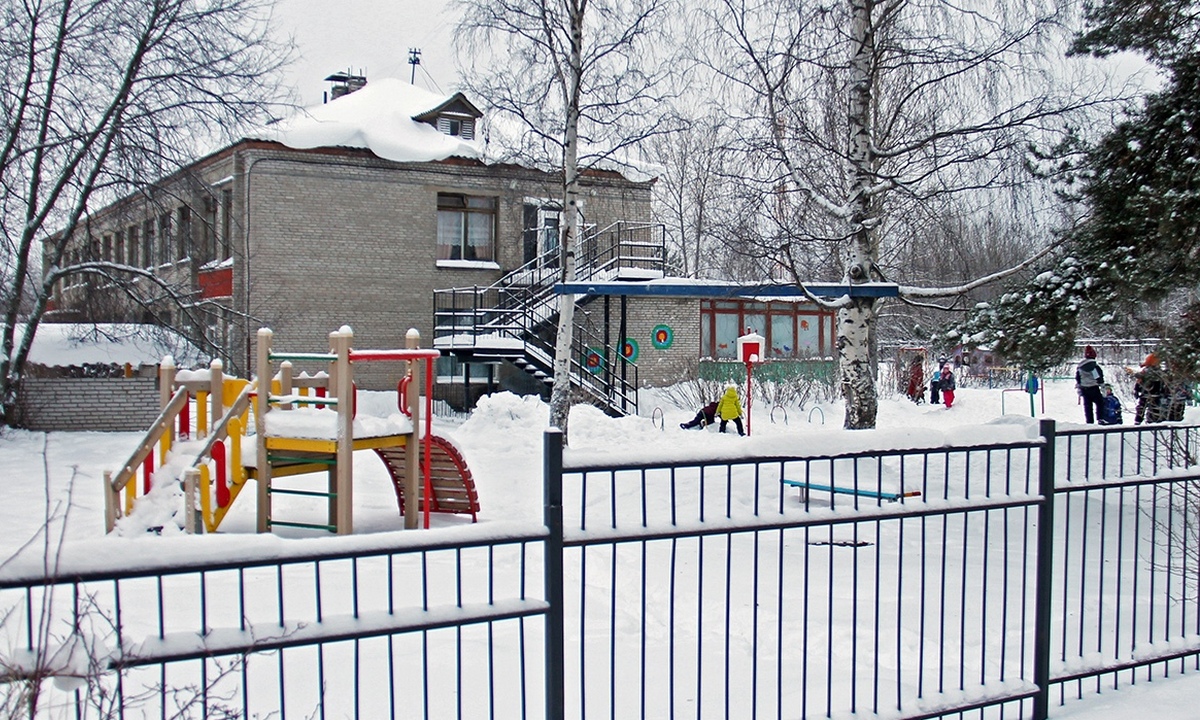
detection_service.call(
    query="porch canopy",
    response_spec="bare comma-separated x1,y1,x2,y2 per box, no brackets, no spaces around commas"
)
553,279,900,299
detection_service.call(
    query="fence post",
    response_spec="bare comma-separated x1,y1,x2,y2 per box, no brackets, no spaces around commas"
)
1033,418,1057,720
543,429,565,720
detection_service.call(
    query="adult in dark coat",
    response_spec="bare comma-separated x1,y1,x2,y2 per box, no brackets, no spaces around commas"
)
1075,345,1105,424
905,356,925,404
1134,353,1167,424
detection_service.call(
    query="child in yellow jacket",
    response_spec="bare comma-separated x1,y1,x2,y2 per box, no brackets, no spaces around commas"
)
716,385,745,436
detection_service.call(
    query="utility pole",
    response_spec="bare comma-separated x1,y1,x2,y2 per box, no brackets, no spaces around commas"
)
408,48,421,84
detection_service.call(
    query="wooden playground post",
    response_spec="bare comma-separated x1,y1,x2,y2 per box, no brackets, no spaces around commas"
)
103,471,117,533
210,359,224,429
255,328,272,533
280,361,293,410
332,328,355,534
405,328,421,530
183,468,199,534
159,357,177,460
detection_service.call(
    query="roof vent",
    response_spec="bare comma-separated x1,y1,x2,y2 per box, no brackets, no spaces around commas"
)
324,71,367,101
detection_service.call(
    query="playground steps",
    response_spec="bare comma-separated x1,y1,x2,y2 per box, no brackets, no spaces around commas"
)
375,435,480,522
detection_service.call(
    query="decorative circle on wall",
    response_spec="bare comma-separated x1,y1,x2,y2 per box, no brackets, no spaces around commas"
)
651,324,674,349
622,338,640,362
584,348,604,374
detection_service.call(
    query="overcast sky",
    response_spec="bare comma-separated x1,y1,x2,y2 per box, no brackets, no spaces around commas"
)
273,0,462,106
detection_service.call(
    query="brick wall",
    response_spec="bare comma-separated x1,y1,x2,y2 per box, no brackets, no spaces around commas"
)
583,295,698,387
17,377,161,431
238,148,655,390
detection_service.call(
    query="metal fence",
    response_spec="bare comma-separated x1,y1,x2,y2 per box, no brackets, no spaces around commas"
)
0,529,549,719
2,421,1198,719
552,420,1200,720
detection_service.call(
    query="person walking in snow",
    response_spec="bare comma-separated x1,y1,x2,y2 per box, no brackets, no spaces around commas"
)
929,365,942,404
939,364,956,408
680,400,719,430
715,384,745,435
905,355,925,404
1075,345,1105,424
1133,353,1167,424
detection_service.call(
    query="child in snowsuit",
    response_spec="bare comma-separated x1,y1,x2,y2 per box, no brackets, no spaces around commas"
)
1075,345,1105,424
905,356,925,404
1098,385,1123,425
716,385,745,436
1134,354,1167,425
681,401,719,430
939,364,956,408
930,355,949,403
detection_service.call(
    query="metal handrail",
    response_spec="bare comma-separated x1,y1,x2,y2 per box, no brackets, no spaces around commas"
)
432,221,663,415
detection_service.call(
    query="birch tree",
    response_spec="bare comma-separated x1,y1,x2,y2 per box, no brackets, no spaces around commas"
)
456,0,675,441
0,0,290,426
704,0,1125,428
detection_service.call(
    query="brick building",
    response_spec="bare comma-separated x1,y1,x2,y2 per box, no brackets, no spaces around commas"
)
47,76,836,414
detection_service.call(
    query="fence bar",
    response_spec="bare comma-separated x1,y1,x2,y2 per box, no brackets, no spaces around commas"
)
1033,418,1057,719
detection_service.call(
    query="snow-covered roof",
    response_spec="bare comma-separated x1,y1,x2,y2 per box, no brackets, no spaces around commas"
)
255,78,657,183
257,78,483,164
21,323,206,368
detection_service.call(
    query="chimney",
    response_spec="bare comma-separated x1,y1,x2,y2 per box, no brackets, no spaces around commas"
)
324,71,367,102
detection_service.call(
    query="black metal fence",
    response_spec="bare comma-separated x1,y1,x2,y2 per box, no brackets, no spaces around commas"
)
1,421,1198,719
552,420,1200,720
0,529,549,719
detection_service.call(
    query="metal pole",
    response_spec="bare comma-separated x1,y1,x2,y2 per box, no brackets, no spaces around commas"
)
745,362,753,436
405,329,422,530
543,429,565,720
1032,418,1057,720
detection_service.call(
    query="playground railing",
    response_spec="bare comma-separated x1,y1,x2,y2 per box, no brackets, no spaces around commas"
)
182,380,257,534
104,386,189,532
104,362,260,533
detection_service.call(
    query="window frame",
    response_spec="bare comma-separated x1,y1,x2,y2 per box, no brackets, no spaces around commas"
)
699,299,833,360
436,192,497,266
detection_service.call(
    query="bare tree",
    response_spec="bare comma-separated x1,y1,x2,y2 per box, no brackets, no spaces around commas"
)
650,113,738,278
455,0,678,442
701,0,1128,428
0,0,291,426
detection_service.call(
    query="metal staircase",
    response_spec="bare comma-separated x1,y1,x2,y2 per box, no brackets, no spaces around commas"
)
434,221,665,416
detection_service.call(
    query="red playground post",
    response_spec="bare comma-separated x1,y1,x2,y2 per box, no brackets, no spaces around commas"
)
736,330,765,437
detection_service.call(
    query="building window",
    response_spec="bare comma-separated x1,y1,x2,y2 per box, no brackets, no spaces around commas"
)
437,116,474,140
700,300,833,359
142,218,154,267
221,189,233,260
102,234,112,262
177,206,191,260
158,213,171,264
114,230,124,265
127,225,139,266
436,356,492,383
437,193,495,262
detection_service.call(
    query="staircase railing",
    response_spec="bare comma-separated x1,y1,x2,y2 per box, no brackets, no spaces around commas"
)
433,222,662,415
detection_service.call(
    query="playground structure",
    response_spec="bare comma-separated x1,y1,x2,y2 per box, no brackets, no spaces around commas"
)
104,326,480,535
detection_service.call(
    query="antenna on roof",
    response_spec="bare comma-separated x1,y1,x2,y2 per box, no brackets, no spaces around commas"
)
408,48,422,85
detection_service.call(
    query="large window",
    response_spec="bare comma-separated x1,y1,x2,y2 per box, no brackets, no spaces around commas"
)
700,300,834,359
437,193,495,262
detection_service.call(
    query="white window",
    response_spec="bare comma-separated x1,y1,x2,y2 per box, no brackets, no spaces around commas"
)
437,193,495,262
437,116,475,140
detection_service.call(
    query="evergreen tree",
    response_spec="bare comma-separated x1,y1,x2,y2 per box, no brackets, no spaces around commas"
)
960,0,1200,376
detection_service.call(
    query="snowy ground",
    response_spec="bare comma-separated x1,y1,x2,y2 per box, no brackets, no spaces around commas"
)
0,376,1196,717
